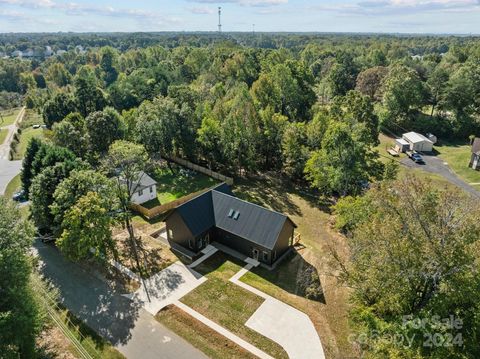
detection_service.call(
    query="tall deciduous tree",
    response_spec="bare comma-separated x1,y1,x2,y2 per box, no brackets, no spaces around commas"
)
52,112,88,157
333,177,480,358
305,121,383,196
85,107,125,155
51,169,115,234
0,198,42,358
42,92,77,128
58,192,116,261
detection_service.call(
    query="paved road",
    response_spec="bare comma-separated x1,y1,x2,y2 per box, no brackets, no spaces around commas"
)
33,240,207,359
401,154,480,198
0,159,22,196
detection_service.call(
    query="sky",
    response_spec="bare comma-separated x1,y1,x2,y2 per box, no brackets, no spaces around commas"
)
0,0,479,34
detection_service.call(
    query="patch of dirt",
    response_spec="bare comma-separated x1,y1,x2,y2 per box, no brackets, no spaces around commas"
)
36,324,78,359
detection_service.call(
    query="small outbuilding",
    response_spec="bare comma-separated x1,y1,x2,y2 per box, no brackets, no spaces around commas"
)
165,183,297,268
125,171,157,205
394,138,410,153
469,138,480,170
402,132,434,152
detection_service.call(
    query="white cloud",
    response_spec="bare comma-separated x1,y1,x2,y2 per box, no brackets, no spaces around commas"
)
314,0,480,15
186,0,288,7
188,6,215,14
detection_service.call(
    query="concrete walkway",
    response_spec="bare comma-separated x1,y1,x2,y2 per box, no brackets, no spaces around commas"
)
174,300,275,359
129,261,207,315
231,264,326,359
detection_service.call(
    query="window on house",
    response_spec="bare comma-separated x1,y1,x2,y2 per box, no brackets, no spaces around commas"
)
150,186,153,193
189,239,194,249
263,251,269,261
273,251,277,261
138,189,143,196
168,229,173,239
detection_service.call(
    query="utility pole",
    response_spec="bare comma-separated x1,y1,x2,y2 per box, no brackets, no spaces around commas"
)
218,7,222,33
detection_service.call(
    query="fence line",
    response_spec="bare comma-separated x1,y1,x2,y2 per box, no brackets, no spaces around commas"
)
130,186,213,220
130,156,233,219
166,156,234,185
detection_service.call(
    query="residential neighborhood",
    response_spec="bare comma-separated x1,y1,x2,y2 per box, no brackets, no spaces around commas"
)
1,3,480,359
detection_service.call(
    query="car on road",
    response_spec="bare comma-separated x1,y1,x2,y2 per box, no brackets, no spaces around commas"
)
32,124,41,129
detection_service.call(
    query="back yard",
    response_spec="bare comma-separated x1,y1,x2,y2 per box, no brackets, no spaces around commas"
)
179,252,289,359
140,164,218,208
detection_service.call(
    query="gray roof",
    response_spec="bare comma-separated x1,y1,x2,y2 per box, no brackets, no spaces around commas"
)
472,138,480,155
122,171,157,194
169,183,296,250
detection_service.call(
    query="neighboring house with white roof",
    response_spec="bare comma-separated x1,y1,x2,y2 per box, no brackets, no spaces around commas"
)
402,132,434,152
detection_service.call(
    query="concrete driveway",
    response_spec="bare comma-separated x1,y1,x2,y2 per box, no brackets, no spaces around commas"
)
33,240,207,359
232,265,326,359
246,297,325,359
401,154,480,198
129,261,206,315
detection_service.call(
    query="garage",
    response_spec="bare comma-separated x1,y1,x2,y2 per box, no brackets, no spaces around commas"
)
402,132,434,152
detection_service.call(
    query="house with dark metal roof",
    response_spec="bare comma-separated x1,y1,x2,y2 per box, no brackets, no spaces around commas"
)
470,138,480,170
165,183,297,268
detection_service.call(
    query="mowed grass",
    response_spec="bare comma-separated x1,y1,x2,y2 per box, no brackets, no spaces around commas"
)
4,174,21,199
13,127,46,160
234,174,357,359
156,305,257,359
152,165,217,204
0,128,8,144
0,107,21,126
180,252,288,359
436,141,480,188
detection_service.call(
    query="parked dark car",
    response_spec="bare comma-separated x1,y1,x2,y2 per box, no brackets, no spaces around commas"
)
12,189,26,202
410,153,424,164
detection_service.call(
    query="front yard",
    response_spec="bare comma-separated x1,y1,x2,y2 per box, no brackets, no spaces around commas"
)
179,252,289,359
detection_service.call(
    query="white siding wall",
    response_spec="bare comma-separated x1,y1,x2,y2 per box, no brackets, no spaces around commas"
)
131,184,157,204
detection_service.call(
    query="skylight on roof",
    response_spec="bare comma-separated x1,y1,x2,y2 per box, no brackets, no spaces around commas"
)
233,211,240,220
228,209,234,218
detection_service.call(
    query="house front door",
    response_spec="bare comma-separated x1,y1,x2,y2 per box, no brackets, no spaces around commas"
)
252,248,260,260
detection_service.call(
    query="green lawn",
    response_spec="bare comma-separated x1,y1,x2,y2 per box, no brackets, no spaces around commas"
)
436,141,480,188
152,165,218,204
12,127,45,160
0,108,21,127
4,174,21,199
180,252,288,359
0,128,7,144
156,305,256,359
